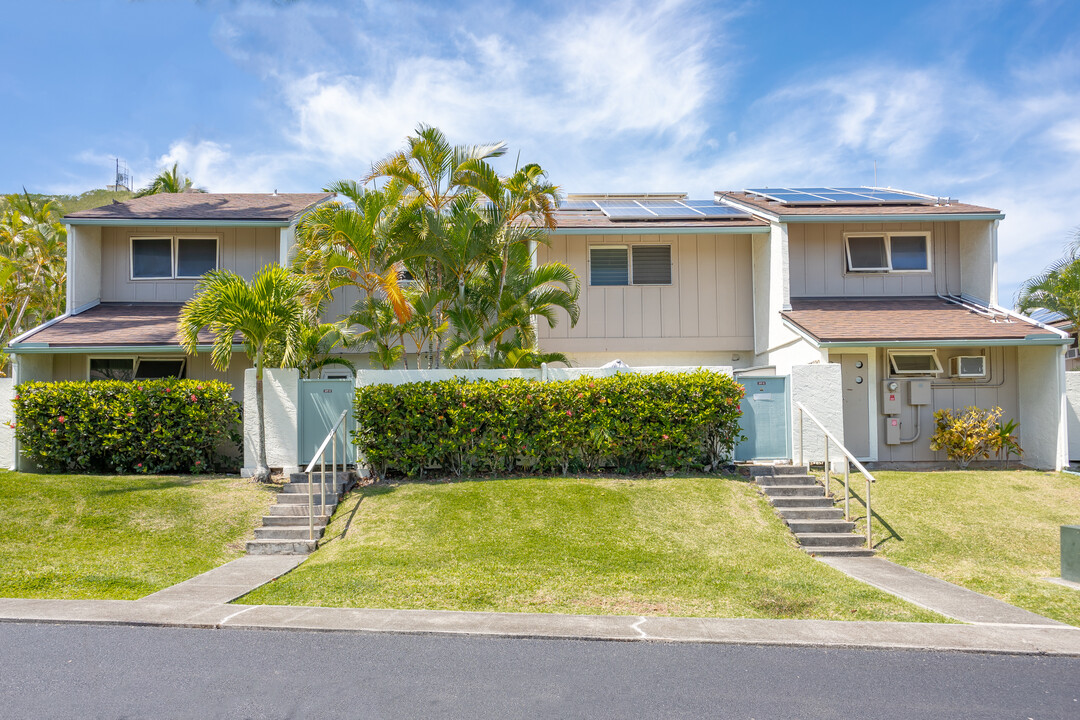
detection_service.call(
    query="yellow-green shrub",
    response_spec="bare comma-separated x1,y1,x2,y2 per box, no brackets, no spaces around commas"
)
354,370,745,477
13,379,241,474
929,406,1013,469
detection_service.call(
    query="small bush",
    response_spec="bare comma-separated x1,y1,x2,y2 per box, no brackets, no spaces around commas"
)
354,370,745,478
13,379,241,474
928,406,1019,469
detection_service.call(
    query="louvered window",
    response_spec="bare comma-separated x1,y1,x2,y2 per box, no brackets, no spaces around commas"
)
631,245,671,284
589,245,671,286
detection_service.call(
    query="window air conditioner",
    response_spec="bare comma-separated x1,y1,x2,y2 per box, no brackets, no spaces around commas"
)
950,355,986,378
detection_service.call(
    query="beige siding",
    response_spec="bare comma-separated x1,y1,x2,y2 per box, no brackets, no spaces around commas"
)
870,346,1020,463
789,221,963,298
46,352,250,401
100,226,280,303
537,233,755,353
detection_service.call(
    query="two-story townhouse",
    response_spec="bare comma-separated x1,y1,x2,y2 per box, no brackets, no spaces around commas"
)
540,188,1070,470
5,193,333,400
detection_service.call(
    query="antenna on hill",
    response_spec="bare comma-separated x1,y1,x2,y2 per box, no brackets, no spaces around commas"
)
108,159,132,192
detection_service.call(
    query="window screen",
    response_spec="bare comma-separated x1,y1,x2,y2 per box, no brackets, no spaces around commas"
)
176,238,217,277
631,245,671,284
889,235,929,271
89,358,135,381
131,238,173,278
590,247,629,286
135,359,186,379
847,236,888,271
889,352,942,374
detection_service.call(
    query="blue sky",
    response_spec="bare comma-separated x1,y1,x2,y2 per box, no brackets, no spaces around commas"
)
2,0,1079,301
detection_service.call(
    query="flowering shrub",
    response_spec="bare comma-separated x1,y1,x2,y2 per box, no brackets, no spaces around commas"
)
354,371,745,478
13,379,241,474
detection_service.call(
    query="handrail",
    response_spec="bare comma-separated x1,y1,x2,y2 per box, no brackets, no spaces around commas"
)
303,409,351,542
795,401,878,548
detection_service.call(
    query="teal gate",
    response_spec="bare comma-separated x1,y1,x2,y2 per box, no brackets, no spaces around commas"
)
299,379,355,466
735,375,791,461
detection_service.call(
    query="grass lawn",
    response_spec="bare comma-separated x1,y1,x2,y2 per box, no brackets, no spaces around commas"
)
858,469,1080,626
0,471,276,600
240,475,945,622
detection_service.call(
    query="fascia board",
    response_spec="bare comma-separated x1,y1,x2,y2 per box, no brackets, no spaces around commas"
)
776,213,1005,223
7,344,246,354
65,218,291,227
550,225,768,236
818,337,1070,348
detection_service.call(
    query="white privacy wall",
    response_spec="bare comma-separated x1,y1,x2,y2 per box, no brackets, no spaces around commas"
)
1018,346,1067,471
790,363,844,468
0,379,14,470
243,368,300,475
354,365,735,387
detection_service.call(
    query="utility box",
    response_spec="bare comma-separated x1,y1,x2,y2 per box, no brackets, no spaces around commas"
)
885,417,901,445
910,379,932,405
1063,525,1080,583
882,381,902,415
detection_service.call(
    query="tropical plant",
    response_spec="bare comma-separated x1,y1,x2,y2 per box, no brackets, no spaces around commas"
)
178,265,309,482
929,406,1005,469
994,418,1024,468
135,162,205,197
0,191,67,350
271,321,356,379
1016,228,1080,330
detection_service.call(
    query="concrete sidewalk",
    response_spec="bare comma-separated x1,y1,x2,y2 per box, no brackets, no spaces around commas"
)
819,556,1066,626
138,556,304,605
0,597,1078,655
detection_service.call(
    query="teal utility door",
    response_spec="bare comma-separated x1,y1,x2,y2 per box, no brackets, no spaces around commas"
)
735,376,791,461
299,379,355,467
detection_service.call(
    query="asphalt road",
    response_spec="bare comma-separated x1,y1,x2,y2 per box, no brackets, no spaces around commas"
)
1,622,1077,719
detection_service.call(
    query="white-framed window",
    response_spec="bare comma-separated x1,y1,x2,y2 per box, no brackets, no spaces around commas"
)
845,232,931,273
888,349,942,375
131,236,219,280
88,356,187,381
589,244,672,286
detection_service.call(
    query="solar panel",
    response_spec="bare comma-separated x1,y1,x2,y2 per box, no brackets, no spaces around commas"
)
601,206,658,218
558,200,600,210
595,199,753,221
745,187,932,206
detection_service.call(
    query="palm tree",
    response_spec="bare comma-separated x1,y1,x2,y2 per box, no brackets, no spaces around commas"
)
0,191,67,348
178,266,308,482
135,163,205,197
1016,256,1080,330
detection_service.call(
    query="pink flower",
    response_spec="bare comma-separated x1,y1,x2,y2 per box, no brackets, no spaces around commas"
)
576,393,583,399
127,412,133,417
57,416,66,424
163,388,170,393
566,410,573,416
662,434,669,440
470,427,477,433
195,460,202,465
50,429,56,434
136,463,142,468
461,402,467,408
13,394,19,400
190,395,198,402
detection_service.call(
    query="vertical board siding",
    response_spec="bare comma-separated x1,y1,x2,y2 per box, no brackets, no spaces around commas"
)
101,225,280,303
790,220,966,298
541,232,753,347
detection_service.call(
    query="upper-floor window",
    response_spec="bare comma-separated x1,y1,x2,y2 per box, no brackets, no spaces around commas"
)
589,245,672,286
845,232,931,273
131,236,218,280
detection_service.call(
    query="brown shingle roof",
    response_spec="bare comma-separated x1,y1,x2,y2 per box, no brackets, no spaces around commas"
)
719,191,1000,218
64,193,334,223
783,297,1060,344
13,303,229,347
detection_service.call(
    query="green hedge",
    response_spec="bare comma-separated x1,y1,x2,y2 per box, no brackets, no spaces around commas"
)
13,379,241,474
354,371,745,477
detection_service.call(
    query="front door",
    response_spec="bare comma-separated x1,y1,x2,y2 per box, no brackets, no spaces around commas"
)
839,354,870,458
735,376,791,461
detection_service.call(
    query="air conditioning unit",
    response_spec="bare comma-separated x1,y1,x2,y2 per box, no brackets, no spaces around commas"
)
950,355,986,378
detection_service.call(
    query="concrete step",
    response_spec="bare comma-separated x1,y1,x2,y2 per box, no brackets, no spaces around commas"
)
795,532,866,548
773,465,810,475
261,514,330,527
759,485,825,497
255,526,325,541
799,546,876,558
756,474,818,486
288,471,355,484
785,519,857,534
280,481,350,494
276,492,340,505
246,539,318,555
775,507,846,521
768,496,835,509
267,504,337,517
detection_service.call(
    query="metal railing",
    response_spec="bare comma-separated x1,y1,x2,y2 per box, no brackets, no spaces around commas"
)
302,409,351,541
796,402,877,548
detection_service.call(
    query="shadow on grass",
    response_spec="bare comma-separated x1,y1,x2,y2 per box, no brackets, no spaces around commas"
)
840,485,904,550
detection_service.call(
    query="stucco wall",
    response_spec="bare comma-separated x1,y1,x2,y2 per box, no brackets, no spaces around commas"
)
0,379,14,470
1066,371,1080,462
355,365,734,387
242,368,300,475
1018,346,1067,470
790,363,844,468
68,224,102,310
958,220,996,305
